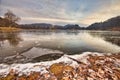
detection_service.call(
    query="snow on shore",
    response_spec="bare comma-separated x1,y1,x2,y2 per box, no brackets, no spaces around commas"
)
0,52,103,76
0,52,120,80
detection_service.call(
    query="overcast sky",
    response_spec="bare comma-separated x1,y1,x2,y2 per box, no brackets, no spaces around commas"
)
0,0,120,26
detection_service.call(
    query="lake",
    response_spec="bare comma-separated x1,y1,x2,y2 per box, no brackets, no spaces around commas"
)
0,30,120,64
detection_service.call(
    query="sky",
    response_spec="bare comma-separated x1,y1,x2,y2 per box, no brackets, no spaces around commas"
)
0,0,120,27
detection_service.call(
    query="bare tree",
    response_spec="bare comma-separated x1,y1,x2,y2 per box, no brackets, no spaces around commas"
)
4,10,20,27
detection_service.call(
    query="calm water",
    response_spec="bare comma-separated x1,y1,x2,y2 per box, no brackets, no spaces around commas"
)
0,30,120,63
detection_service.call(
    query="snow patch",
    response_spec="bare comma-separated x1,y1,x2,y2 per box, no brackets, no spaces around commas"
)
0,52,107,76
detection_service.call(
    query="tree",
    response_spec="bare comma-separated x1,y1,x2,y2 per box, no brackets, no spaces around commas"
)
4,10,20,27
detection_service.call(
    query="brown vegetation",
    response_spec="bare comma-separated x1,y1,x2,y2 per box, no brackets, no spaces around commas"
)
0,53,120,80
0,10,20,30
0,27,21,32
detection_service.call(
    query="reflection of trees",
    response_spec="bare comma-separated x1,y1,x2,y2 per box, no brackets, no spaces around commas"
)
88,32,120,46
105,37,120,46
65,30,79,35
0,41,4,47
0,32,22,46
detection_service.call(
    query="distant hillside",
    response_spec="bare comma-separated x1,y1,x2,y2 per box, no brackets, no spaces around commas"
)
64,24,84,30
20,16,120,31
20,23,84,30
87,16,120,31
0,17,19,27
20,23,53,29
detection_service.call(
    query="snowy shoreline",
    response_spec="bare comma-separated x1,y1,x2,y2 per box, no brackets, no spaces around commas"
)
0,52,120,80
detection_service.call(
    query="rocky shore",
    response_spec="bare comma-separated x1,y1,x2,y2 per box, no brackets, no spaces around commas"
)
0,52,120,80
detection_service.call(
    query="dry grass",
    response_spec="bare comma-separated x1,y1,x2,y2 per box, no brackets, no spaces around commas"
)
0,27,21,32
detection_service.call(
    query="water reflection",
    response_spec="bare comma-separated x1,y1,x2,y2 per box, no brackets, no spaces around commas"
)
105,37,120,46
33,32,120,54
0,30,120,63
16,30,120,54
0,30,120,54
88,31,120,46
0,32,22,47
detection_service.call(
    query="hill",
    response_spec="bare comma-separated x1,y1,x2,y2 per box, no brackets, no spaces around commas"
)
20,23,84,30
1,15,120,31
87,16,120,31
20,16,120,31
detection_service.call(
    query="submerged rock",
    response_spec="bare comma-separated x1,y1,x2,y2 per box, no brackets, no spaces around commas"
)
33,53,64,62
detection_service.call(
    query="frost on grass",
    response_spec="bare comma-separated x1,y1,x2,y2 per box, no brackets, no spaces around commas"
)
0,52,120,80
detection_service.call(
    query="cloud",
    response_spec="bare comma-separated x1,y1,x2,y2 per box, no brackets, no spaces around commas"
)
21,17,81,26
80,0,120,25
0,0,120,26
